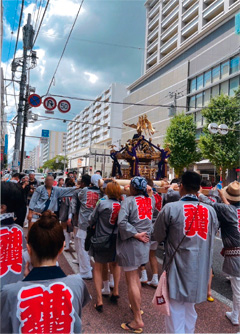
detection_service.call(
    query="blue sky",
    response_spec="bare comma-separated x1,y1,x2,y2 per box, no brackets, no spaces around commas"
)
2,0,146,158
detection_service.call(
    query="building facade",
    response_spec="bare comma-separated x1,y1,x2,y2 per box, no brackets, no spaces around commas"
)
122,0,240,179
42,131,67,164
67,83,127,176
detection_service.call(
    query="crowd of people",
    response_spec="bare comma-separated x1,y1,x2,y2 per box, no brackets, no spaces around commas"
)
0,170,239,334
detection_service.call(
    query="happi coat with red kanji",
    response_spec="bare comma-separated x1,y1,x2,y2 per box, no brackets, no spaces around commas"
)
153,196,218,303
116,195,155,267
0,214,27,289
1,273,91,334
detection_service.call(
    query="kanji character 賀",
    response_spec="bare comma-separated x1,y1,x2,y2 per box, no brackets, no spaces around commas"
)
17,283,74,333
109,202,121,225
135,196,153,220
183,204,209,240
86,191,99,209
0,226,23,277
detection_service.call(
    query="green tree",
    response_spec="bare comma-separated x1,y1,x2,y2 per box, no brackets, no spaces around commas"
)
165,113,201,176
199,90,240,183
42,155,68,171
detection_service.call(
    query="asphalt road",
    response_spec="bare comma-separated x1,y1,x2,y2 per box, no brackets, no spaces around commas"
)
156,236,233,301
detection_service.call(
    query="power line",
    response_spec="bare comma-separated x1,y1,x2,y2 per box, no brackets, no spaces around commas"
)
32,0,50,47
13,0,25,62
34,0,43,32
46,0,85,96
6,0,20,63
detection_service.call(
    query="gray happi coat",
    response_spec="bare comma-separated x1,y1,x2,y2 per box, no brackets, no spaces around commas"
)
1,274,90,334
116,195,155,267
72,187,102,231
59,197,73,222
199,194,240,277
29,185,77,214
89,197,121,263
154,197,218,303
0,216,27,289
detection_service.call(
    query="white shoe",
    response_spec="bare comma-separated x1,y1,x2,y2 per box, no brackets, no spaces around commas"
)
72,259,79,264
101,287,111,296
226,312,239,326
147,277,159,288
109,274,114,288
140,270,148,284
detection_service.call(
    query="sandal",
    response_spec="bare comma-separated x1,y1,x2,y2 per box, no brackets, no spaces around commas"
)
121,323,143,333
110,294,120,303
207,296,214,302
129,304,144,315
94,304,103,313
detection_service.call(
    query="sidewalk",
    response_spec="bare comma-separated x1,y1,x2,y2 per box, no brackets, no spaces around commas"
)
58,252,239,334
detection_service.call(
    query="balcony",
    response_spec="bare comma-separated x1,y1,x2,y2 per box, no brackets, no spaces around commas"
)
161,6,179,29
148,14,159,31
182,16,198,37
203,0,224,21
146,50,158,65
162,0,178,16
161,19,178,41
147,38,158,53
182,2,198,23
149,1,160,19
182,0,197,9
160,34,178,53
148,26,159,42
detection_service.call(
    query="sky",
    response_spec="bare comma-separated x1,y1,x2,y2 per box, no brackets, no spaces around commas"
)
2,0,146,161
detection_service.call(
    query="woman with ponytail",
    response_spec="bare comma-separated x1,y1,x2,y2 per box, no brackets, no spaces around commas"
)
1,210,90,334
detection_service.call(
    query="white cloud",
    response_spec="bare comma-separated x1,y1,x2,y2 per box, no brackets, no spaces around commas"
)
84,71,98,84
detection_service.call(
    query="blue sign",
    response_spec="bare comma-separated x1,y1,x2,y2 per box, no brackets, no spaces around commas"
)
28,94,42,107
235,12,240,35
4,134,8,155
41,129,50,138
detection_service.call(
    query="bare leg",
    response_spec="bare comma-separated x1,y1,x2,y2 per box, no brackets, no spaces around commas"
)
125,270,144,329
111,262,120,296
149,250,158,275
94,262,103,306
102,263,109,281
207,268,214,299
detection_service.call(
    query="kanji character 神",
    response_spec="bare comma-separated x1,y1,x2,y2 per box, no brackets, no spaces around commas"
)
86,191,99,209
0,226,23,277
17,283,74,334
183,204,209,240
135,196,153,220
109,202,121,225
154,193,162,212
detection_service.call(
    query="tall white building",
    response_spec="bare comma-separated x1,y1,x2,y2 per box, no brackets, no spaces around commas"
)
122,0,239,180
145,0,239,71
42,131,67,164
67,83,127,176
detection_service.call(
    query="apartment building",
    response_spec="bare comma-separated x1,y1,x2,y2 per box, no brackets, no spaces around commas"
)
67,83,127,176
42,131,67,164
122,0,240,179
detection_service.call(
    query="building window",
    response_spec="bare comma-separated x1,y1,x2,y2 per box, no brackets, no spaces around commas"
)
229,76,239,96
196,93,203,108
189,95,196,109
221,61,229,79
196,75,203,90
204,70,211,87
190,78,196,93
203,89,211,106
230,55,240,74
212,66,220,83
211,85,219,98
220,81,229,95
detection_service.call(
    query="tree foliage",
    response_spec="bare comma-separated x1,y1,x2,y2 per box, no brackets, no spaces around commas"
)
42,155,68,171
165,113,201,176
199,90,240,180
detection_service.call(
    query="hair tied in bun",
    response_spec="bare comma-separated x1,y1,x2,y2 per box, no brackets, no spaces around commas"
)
38,210,58,229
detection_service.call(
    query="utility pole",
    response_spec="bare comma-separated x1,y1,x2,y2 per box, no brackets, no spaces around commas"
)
20,85,29,172
168,91,183,117
12,14,34,172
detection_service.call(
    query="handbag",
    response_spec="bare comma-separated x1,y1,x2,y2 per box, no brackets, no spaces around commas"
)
152,204,200,316
90,220,117,252
85,226,95,251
